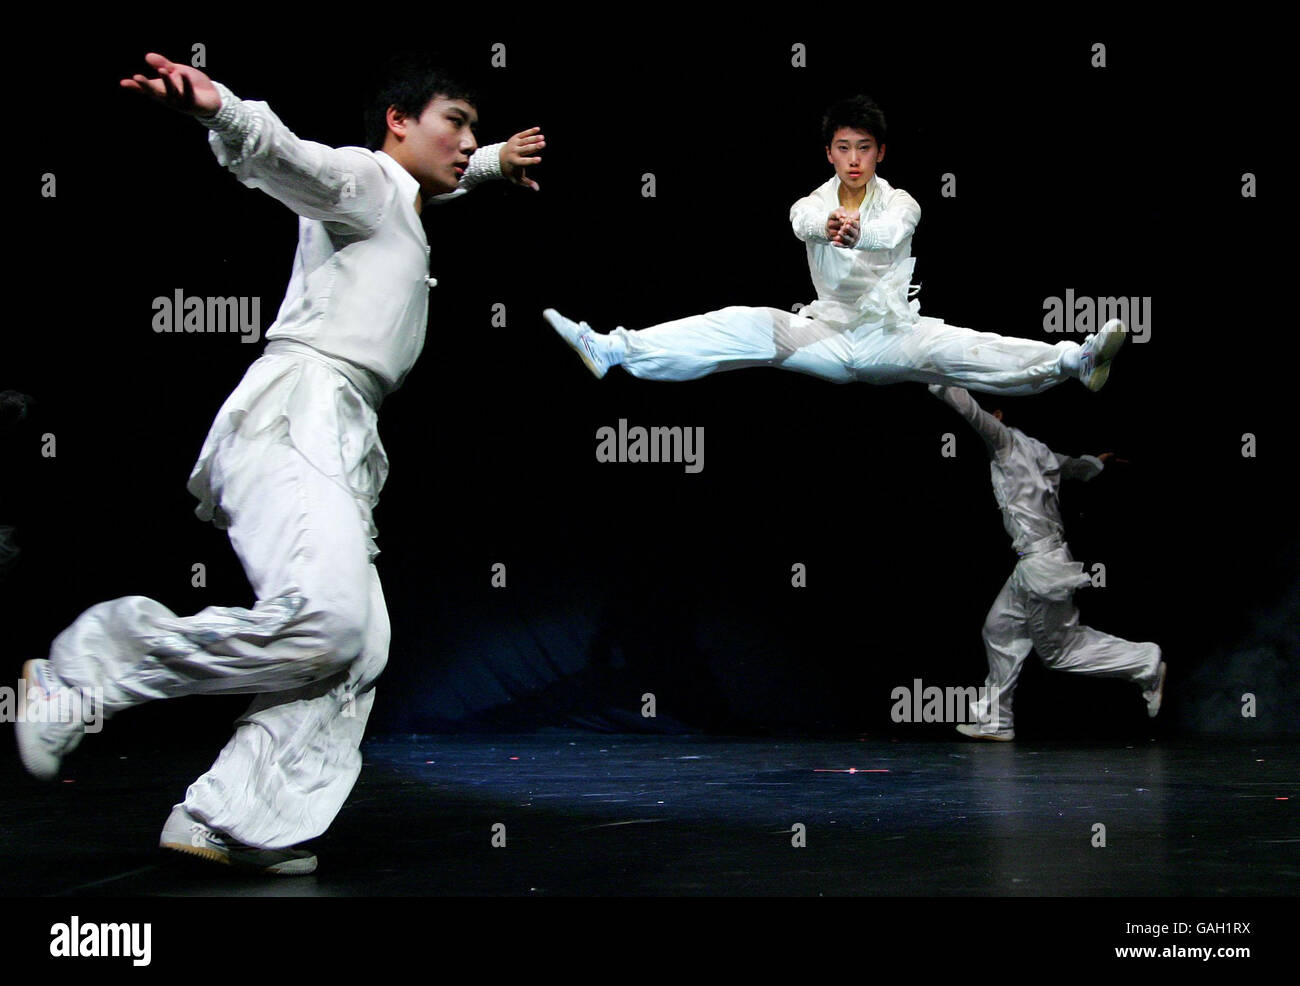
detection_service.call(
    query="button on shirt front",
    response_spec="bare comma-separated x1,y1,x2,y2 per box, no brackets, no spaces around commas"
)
203,83,501,397
265,150,432,395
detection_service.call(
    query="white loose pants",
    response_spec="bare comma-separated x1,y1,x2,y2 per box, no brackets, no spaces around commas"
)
972,574,1161,733
614,305,1080,395
48,357,389,849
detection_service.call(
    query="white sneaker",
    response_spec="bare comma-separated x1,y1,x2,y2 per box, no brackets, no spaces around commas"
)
1142,660,1167,718
543,308,616,379
1078,318,1127,392
15,659,86,781
956,723,1015,742
159,807,318,876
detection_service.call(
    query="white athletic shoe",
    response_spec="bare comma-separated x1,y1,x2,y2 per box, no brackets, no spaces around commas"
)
15,659,86,781
1142,660,1168,718
1078,318,1127,392
956,723,1015,742
159,807,318,876
543,308,616,379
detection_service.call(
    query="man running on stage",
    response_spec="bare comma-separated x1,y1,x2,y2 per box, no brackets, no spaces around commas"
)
15,52,544,873
928,384,1165,741
544,95,1123,395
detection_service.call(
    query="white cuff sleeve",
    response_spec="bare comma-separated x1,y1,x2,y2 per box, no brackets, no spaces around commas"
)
201,81,262,168
461,141,505,189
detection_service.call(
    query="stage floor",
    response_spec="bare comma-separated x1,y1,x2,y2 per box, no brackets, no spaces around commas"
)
2,733,1295,896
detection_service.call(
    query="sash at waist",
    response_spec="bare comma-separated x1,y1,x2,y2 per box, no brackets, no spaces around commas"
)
1018,533,1064,558
264,340,387,411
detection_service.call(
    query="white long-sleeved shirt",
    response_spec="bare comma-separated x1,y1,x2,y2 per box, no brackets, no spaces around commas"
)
201,82,503,398
789,174,922,324
931,385,1104,556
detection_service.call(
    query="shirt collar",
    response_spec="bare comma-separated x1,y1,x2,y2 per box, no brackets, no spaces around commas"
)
374,150,423,213
831,173,880,211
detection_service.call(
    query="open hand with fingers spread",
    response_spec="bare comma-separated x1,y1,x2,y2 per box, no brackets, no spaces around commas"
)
120,52,221,118
500,127,545,190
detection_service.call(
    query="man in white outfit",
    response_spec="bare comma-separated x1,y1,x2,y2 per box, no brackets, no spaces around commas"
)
929,384,1166,741
545,95,1124,395
15,52,545,873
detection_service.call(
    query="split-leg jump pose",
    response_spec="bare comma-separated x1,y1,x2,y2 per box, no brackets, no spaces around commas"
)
545,96,1124,396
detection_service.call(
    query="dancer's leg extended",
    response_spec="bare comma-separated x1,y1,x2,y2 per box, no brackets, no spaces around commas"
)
32,431,388,849
1027,595,1165,716
546,306,857,383
858,317,1107,396
47,437,379,711
547,307,1127,394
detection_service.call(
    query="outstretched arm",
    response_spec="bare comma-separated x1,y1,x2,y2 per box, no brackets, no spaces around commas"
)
428,126,547,206
790,193,837,243
122,52,389,234
927,384,1012,456
790,197,861,244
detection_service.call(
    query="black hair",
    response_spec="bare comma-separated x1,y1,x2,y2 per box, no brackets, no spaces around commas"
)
821,95,887,147
364,53,479,151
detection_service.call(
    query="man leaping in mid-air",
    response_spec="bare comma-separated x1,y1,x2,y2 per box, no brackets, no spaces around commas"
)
544,95,1124,395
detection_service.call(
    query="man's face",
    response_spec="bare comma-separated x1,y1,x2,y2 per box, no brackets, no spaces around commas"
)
825,127,885,192
389,96,479,196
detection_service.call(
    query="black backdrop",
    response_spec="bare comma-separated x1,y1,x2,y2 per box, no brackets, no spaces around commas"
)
3,17,1294,749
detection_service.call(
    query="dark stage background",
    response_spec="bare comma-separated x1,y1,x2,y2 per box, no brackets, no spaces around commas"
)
3,20,1294,753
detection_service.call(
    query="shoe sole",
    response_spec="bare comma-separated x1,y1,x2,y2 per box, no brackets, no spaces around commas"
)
160,840,317,876
543,309,606,380
1145,660,1167,718
160,841,232,866
16,660,59,781
1084,320,1126,392
1085,363,1111,392
955,724,1015,742
1096,319,1127,361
